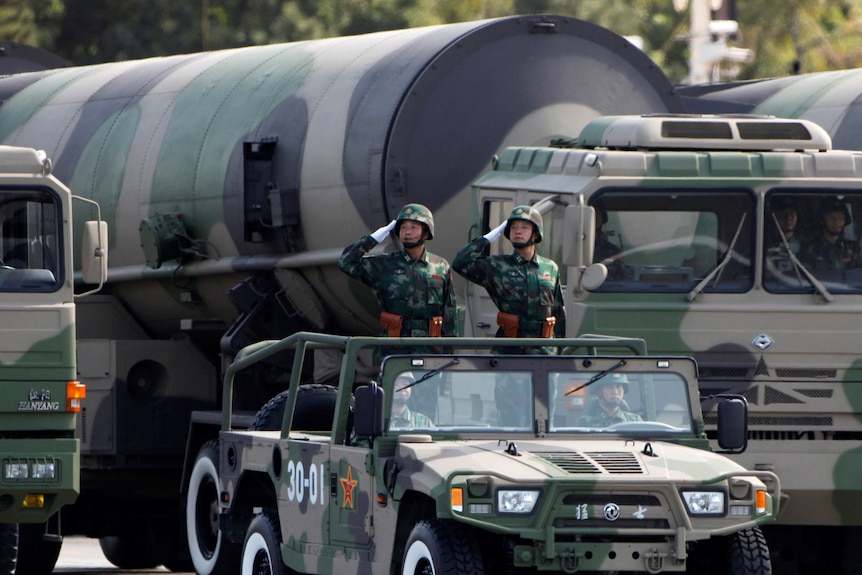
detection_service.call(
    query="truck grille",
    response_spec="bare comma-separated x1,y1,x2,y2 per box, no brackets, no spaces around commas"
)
536,452,643,474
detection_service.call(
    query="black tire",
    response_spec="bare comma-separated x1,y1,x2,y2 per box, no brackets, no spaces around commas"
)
0,524,16,575
186,440,240,575
241,510,287,575
99,534,158,570
16,522,62,574
728,527,773,575
249,384,339,432
401,519,484,575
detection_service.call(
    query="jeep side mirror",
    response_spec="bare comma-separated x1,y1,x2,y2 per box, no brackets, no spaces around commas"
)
715,397,748,454
354,382,385,438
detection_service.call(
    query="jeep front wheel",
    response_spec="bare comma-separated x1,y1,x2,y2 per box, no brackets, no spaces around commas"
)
728,527,772,574
241,511,287,575
402,519,484,575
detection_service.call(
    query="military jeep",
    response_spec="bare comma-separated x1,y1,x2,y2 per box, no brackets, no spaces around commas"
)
207,333,779,574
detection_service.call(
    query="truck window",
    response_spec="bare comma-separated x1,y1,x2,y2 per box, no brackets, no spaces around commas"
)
0,189,61,291
590,189,754,293
764,190,862,294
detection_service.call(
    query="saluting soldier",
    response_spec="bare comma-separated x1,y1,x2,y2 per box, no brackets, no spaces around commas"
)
453,205,565,355
338,203,456,346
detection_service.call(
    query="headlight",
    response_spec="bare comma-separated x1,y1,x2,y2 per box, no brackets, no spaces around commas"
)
497,490,540,514
681,490,726,516
4,460,57,481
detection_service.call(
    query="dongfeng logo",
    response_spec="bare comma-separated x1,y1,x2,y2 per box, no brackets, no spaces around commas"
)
752,334,774,351
603,503,620,521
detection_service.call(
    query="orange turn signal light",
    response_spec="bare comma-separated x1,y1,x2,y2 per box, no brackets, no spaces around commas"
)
67,381,86,412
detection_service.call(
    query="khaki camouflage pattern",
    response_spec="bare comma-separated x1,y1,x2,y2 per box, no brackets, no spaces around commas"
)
217,334,779,574
454,237,565,353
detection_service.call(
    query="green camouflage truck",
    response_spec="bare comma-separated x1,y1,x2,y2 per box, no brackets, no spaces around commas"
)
464,113,862,573
0,145,106,573
210,333,779,575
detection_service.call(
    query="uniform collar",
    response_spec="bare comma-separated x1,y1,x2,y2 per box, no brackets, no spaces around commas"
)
401,247,431,263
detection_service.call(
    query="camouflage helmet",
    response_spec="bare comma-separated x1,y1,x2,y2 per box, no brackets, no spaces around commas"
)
396,204,434,239
594,372,629,393
504,205,543,243
818,197,852,226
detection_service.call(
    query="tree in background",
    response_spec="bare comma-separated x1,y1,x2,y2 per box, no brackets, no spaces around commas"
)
1,0,861,84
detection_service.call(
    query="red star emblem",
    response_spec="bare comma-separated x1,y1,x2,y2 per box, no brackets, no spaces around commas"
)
340,465,358,509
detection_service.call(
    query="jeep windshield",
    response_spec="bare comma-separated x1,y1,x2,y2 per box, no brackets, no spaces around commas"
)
383,358,695,435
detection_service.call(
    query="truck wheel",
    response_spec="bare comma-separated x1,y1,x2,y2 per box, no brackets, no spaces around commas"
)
241,511,287,575
402,519,484,575
186,440,240,575
728,527,772,575
249,384,339,431
16,522,62,574
99,534,158,569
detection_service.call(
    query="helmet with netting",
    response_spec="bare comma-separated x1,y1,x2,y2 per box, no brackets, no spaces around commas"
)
396,204,434,239
504,205,543,243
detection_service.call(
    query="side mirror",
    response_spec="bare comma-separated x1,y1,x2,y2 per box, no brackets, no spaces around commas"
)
715,397,748,454
562,204,596,268
354,382,385,439
81,220,108,286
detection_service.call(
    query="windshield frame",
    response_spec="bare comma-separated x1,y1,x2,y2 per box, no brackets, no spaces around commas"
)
379,354,700,439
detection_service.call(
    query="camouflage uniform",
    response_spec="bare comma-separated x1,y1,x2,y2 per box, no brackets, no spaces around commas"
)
802,235,862,270
389,406,435,429
453,238,565,354
338,204,456,346
578,404,642,427
577,374,642,427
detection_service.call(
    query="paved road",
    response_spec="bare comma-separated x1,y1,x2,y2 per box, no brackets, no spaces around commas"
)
54,536,186,574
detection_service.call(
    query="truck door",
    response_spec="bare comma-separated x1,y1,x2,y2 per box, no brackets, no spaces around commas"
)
280,440,331,551
328,445,373,552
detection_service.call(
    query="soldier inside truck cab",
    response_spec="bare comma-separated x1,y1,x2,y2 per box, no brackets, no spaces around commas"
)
801,197,862,270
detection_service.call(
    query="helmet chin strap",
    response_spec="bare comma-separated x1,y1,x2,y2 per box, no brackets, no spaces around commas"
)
402,238,425,249
511,239,534,248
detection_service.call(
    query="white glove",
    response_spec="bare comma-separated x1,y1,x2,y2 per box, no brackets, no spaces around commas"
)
370,219,397,243
483,221,507,243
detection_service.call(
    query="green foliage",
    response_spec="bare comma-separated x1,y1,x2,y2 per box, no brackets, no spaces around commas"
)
2,0,862,83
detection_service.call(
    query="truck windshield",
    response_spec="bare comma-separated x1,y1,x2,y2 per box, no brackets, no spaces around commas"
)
548,371,693,433
762,190,862,294
0,189,61,292
386,368,693,434
589,189,754,293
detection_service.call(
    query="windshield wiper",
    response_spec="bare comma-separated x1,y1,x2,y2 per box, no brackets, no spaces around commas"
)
395,358,460,392
565,359,627,396
687,213,747,301
767,212,833,303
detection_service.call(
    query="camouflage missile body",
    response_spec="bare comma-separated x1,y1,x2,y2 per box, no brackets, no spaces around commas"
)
218,333,779,574
0,14,682,340
467,113,862,572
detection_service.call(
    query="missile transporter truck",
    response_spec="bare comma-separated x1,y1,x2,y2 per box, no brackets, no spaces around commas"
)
0,145,106,572
0,15,690,572
463,113,862,573
212,333,779,575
